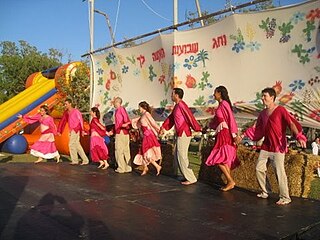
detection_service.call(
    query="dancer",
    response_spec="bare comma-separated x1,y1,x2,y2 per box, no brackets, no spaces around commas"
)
242,87,306,205
89,107,112,169
160,88,201,185
133,101,162,176
57,98,89,165
205,86,240,191
113,97,132,173
18,105,60,163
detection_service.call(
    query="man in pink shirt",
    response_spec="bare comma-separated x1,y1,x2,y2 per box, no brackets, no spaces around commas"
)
243,88,306,205
160,88,202,185
57,99,89,165
113,97,132,173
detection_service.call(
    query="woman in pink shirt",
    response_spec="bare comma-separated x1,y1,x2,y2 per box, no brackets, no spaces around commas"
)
205,86,240,191
89,107,112,169
133,101,162,176
18,105,60,163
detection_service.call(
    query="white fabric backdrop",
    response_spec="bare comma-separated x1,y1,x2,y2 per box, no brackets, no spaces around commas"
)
92,0,320,128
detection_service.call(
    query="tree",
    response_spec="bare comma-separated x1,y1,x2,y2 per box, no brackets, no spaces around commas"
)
56,62,90,120
0,40,63,104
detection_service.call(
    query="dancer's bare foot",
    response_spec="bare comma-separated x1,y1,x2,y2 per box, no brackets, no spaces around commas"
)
102,160,109,170
156,166,162,176
221,182,235,192
97,161,104,168
181,181,195,185
56,155,61,163
34,158,43,164
141,168,148,176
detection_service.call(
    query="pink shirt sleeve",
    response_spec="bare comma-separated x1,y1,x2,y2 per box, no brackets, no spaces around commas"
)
220,100,238,135
244,112,266,141
23,113,41,124
179,101,201,132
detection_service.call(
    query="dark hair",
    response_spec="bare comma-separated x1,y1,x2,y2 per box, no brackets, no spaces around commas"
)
91,107,100,119
40,105,50,115
65,98,74,106
139,101,152,113
215,86,232,108
262,88,277,102
173,88,184,99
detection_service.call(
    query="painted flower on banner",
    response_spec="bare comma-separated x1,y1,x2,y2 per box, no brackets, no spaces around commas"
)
193,96,206,106
278,22,294,43
183,55,198,70
309,109,320,122
290,12,305,24
303,21,316,42
98,77,103,86
133,68,140,77
96,68,104,75
259,17,277,39
207,95,216,105
122,65,129,74
230,29,245,53
148,65,157,82
279,92,295,105
306,8,320,21
246,41,261,52
158,75,166,84
289,80,305,91
272,81,283,96
232,42,245,53
171,62,180,72
185,74,197,88
198,71,213,91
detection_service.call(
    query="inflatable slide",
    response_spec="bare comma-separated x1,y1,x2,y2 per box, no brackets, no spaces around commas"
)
0,62,89,154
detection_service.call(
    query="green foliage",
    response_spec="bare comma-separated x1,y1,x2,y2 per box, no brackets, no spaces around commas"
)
57,63,90,115
0,40,62,104
185,10,220,28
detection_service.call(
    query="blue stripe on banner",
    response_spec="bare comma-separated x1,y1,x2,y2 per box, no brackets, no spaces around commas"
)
0,88,57,130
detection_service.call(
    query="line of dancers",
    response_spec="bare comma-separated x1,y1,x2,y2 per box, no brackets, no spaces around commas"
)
18,86,307,205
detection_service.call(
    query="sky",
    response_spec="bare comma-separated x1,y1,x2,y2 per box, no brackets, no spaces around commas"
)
0,0,307,62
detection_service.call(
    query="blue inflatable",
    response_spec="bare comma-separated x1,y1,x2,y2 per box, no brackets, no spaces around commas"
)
1,135,28,154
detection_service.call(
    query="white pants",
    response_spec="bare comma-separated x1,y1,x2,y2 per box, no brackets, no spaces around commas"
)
175,133,197,183
69,130,89,164
115,132,131,172
256,150,290,201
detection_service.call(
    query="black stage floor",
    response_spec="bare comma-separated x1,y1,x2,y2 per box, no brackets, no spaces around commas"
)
0,163,319,240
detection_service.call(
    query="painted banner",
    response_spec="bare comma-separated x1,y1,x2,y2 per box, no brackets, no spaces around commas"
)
92,0,320,128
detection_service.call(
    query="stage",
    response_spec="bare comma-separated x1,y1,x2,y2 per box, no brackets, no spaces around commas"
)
0,162,319,240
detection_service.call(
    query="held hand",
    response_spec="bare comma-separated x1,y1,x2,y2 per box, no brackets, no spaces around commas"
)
159,128,165,135
233,136,242,145
57,133,62,136
298,139,307,149
17,114,22,119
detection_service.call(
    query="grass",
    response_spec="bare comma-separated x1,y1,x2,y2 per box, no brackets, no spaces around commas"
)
309,178,320,200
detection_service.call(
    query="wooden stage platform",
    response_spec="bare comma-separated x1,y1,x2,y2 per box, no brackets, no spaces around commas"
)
0,162,319,240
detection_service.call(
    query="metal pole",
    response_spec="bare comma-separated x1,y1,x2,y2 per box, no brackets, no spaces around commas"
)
89,0,95,110
195,0,204,27
173,0,178,31
94,9,116,45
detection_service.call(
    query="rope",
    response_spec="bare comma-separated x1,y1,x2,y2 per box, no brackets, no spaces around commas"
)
113,0,121,42
141,0,171,22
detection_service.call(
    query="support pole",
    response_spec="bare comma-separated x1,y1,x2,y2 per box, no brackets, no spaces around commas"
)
195,0,204,27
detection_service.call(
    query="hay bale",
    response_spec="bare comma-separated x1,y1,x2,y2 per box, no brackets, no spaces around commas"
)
199,144,317,198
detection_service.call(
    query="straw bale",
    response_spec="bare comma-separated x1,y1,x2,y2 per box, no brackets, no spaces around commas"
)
199,144,317,198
